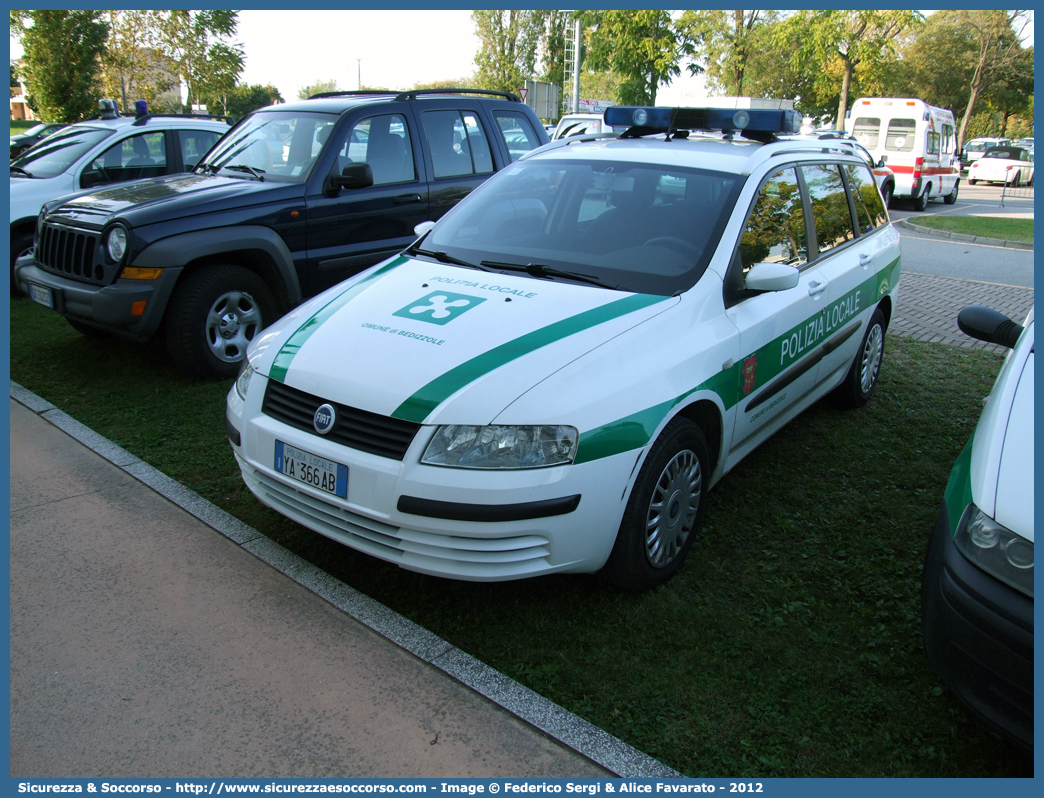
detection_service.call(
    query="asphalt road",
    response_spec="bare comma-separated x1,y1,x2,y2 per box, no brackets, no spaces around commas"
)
888,179,1034,288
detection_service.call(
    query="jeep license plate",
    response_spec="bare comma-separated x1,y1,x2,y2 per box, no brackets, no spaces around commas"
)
274,440,348,498
28,283,54,309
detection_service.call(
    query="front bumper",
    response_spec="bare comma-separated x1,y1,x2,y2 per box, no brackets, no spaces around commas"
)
921,500,1034,752
226,379,637,582
14,257,181,340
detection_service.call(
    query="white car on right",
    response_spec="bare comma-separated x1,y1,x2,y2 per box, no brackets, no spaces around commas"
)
967,145,1034,186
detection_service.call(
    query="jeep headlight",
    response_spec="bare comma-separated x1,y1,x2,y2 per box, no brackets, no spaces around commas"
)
953,504,1033,597
106,225,128,263
421,424,578,469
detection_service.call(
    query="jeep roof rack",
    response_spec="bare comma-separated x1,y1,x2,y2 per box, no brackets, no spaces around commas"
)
394,88,521,103
307,90,402,100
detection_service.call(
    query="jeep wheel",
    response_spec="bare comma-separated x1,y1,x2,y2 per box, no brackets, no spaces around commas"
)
10,231,33,296
600,417,708,592
166,264,277,380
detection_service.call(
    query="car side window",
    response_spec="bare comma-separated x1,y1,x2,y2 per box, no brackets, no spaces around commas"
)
843,163,887,233
739,167,808,275
423,109,495,179
801,164,856,257
492,111,540,162
87,131,167,185
337,114,416,186
179,129,220,169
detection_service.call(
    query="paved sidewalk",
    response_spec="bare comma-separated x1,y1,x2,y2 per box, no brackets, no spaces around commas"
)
10,395,656,779
890,270,1034,354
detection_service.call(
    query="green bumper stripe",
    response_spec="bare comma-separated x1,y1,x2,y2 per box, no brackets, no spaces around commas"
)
268,257,405,383
392,293,669,423
573,255,901,464
943,435,975,536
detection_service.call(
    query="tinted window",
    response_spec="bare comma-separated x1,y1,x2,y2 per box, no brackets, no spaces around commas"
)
88,131,167,183
493,111,541,162
424,158,740,296
339,114,416,186
983,148,1020,160
740,167,807,274
202,110,337,183
423,109,494,179
179,129,220,169
843,164,887,233
853,117,881,149
802,164,855,255
885,118,916,152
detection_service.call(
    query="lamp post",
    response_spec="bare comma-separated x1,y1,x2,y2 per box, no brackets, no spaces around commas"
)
357,59,361,91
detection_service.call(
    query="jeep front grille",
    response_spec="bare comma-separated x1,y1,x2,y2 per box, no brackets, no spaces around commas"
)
37,223,105,283
262,379,421,461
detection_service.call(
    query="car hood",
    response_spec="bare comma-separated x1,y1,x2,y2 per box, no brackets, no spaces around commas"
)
250,255,677,426
51,173,298,228
10,171,77,225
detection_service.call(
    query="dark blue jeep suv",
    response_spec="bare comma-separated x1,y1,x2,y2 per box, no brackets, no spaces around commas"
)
15,89,549,378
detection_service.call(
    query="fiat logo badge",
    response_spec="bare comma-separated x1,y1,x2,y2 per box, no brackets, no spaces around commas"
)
313,403,336,435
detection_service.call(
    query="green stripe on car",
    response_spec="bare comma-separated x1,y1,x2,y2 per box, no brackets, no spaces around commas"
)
392,293,671,423
268,258,405,383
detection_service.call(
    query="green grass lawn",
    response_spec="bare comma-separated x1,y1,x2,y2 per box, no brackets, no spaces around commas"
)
10,119,37,135
913,215,1034,244
8,295,1030,777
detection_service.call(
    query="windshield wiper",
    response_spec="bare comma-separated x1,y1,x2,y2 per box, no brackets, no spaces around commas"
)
195,162,220,175
221,164,265,181
480,260,618,289
10,165,34,177
405,244,490,271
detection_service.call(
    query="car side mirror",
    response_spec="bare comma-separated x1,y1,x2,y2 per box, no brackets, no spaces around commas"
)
876,157,886,169
957,305,1024,350
80,169,105,189
745,262,800,292
414,220,435,239
331,162,373,191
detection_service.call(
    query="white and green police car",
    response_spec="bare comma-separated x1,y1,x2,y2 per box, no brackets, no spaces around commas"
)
226,105,901,591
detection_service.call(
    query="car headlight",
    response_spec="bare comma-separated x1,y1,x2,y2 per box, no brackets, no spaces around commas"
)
421,424,578,469
106,225,128,263
953,504,1033,597
235,359,256,400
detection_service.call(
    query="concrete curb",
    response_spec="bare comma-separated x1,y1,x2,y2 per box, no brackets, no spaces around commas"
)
9,380,680,779
899,218,1034,250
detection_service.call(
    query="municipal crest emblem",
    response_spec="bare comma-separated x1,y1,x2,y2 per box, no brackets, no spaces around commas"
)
742,354,758,395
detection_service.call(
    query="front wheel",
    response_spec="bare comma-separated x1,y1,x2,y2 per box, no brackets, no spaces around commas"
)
833,308,886,408
165,264,278,380
881,184,893,209
600,418,709,592
968,178,978,185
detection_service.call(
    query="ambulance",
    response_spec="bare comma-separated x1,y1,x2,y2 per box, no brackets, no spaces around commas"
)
226,105,901,592
846,97,960,211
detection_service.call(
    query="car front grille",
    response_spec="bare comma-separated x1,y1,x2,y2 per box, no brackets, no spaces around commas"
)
262,379,421,461
36,223,106,283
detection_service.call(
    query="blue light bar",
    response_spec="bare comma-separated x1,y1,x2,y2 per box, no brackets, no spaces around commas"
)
604,106,802,136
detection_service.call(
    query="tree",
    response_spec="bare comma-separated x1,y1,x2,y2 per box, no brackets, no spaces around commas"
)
151,10,241,111
223,83,284,119
678,10,780,97
582,10,698,105
195,43,245,115
298,79,340,100
783,10,922,127
11,61,19,87
97,11,177,113
472,10,544,95
10,10,109,122
409,77,478,91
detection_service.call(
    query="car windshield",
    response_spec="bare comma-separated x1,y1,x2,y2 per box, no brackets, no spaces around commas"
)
199,110,338,183
10,126,115,178
18,123,51,137
422,158,742,296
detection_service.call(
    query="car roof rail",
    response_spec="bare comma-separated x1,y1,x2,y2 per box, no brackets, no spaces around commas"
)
307,90,401,100
519,131,620,161
394,88,521,103
132,112,235,126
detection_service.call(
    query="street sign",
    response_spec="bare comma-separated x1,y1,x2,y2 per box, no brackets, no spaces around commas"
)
518,86,528,101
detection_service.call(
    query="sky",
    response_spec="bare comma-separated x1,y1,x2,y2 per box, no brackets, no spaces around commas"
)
9,10,1034,110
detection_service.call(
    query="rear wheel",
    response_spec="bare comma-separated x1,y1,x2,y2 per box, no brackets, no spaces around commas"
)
833,308,886,408
912,186,929,211
1011,172,1021,188
969,178,978,185
943,182,959,205
165,264,278,380
600,417,709,592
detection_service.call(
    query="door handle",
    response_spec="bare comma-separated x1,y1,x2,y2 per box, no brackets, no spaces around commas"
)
858,252,872,268
392,193,423,205
808,280,827,297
